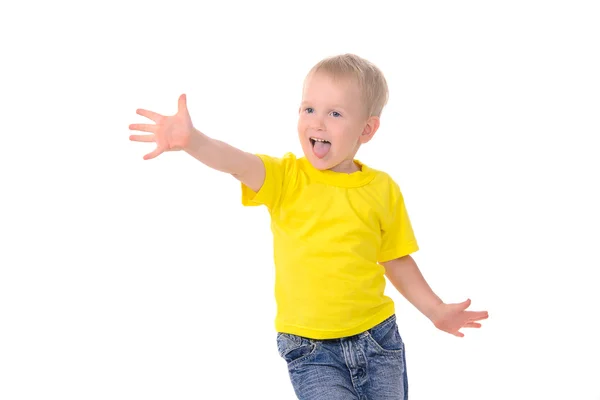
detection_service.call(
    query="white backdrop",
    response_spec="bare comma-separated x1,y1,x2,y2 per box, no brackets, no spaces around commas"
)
1,1,599,399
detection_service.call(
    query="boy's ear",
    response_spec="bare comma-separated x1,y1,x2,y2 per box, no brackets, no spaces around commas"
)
359,116,380,144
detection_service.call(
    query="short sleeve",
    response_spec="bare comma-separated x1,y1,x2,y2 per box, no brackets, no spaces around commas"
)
241,153,294,211
378,181,419,263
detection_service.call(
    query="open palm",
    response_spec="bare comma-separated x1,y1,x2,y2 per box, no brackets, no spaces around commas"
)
430,299,488,337
129,94,194,160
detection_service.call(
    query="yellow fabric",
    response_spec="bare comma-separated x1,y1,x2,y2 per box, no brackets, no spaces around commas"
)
242,152,419,339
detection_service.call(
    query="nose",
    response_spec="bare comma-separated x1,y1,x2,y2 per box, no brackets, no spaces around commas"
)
309,114,325,131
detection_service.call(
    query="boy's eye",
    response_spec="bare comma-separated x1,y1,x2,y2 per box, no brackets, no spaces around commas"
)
331,111,341,117
305,107,314,113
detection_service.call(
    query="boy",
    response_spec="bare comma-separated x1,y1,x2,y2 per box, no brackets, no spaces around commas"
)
129,54,488,399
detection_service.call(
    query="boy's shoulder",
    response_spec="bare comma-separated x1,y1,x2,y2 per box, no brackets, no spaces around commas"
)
361,162,408,204
361,161,398,185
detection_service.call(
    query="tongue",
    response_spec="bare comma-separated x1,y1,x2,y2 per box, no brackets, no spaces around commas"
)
313,141,331,158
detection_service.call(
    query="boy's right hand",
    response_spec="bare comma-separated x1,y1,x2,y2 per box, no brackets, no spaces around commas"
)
129,93,266,192
129,94,194,160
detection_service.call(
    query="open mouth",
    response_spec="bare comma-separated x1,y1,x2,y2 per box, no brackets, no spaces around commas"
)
310,137,331,146
310,137,331,158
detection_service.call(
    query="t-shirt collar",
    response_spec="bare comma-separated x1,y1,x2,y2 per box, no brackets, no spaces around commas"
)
299,157,377,187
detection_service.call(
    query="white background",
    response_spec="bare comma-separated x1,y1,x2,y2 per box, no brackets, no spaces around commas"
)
1,1,599,399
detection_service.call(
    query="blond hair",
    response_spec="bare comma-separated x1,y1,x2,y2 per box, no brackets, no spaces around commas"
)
307,53,389,118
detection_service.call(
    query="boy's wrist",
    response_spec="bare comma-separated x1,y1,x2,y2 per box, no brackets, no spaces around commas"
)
183,128,206,151
424,300,445,321
185,127,207,151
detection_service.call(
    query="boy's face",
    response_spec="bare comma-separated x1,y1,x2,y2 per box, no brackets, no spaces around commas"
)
298,71,379,172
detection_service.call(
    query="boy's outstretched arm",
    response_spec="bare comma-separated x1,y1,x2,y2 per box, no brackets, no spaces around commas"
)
129,94,265,192
381,255,489,337
184,127,265,192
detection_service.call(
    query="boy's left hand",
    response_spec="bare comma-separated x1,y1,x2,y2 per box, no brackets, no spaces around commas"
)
429,299,488,337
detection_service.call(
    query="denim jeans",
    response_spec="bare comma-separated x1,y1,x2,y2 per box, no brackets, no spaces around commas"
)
276,314,408,400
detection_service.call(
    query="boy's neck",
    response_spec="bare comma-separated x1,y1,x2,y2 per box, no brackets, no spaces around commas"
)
330,159,361,174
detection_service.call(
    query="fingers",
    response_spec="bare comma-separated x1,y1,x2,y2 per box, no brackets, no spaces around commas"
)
129,134,155,143
452,321,481,337
136,108,164,122
129,123,157,133
131,105,172,160
466,311,489,321
456,299,489,320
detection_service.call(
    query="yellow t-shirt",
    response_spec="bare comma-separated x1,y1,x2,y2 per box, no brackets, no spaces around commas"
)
241,152,419,339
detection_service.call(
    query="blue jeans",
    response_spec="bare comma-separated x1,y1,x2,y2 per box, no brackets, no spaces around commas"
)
276,315,408,400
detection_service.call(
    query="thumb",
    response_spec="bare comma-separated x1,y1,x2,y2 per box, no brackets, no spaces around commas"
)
178,94,188,114
458,298,472,310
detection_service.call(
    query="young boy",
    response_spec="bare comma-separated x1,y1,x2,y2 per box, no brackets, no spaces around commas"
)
129,53,488,400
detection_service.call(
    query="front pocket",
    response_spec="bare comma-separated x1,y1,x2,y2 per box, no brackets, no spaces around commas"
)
277,333,317,365
366,322,404,355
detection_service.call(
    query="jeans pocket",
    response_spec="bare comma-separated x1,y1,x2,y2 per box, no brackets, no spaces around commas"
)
276,333,317,366
366,317,404,355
